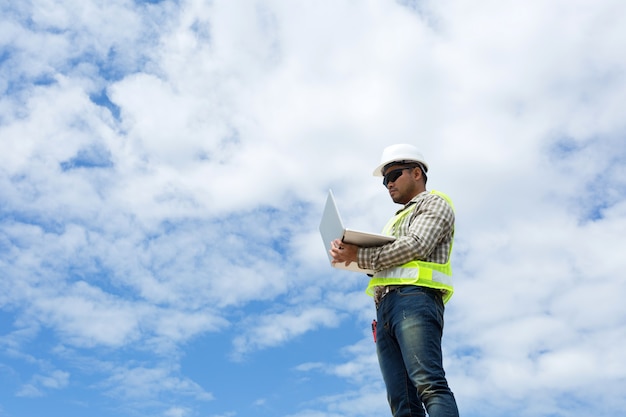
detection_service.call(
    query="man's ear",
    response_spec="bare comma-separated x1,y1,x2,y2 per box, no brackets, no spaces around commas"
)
412,167,427,186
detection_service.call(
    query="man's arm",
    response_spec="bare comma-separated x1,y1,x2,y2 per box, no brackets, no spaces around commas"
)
356,195,454,272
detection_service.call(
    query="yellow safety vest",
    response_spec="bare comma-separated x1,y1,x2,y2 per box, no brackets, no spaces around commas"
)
365,190,455,304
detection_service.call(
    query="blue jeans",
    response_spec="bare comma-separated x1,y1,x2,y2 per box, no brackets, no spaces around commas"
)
376,286,459,417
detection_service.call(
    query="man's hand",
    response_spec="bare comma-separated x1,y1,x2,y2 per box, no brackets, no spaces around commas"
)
329,239,358,267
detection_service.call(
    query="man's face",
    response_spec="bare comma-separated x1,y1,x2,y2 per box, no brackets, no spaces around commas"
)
383,164,422,204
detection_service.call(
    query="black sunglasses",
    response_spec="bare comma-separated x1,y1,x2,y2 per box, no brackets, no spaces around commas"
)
383,167,413,187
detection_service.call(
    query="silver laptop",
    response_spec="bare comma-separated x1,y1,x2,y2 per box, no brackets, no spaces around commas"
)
319,189,395,274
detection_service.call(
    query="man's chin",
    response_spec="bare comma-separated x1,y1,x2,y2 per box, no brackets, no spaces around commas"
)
390,192,407,205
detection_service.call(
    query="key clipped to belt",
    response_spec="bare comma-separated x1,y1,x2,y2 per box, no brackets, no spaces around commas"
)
371,319,377,343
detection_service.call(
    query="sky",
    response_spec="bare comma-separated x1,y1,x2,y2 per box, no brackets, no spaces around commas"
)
1,0,626,416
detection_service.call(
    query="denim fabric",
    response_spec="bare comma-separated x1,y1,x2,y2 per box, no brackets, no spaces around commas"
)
376,286,459,417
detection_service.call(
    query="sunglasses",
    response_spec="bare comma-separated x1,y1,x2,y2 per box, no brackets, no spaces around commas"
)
383,167,413,187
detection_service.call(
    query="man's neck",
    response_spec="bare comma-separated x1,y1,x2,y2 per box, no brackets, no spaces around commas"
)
401,189,428,206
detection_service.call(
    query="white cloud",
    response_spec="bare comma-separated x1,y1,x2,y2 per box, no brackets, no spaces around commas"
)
164,406,192,417
1,0,626,416
15,369,69,398
231,306,342,360
102,364,213,402
285,384,388,417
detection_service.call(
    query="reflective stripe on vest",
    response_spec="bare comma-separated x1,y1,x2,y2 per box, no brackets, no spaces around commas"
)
365,190,455,304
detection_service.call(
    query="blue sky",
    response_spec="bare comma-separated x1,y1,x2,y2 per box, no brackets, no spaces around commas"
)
1,1,626,416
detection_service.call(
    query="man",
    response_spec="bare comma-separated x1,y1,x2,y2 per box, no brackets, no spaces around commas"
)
329,144,459,417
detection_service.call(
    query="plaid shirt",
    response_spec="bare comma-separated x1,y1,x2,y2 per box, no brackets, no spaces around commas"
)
357,190,455,272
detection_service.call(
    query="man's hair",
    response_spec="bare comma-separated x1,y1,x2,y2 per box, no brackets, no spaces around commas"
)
416,163,428,185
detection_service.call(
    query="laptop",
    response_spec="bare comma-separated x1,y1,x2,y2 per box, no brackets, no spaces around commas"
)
319,189,395,274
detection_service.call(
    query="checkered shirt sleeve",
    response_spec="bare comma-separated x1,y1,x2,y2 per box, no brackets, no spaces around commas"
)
357,191,455,272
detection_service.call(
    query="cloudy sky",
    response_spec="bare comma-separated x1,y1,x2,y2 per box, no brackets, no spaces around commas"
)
1,0,626,416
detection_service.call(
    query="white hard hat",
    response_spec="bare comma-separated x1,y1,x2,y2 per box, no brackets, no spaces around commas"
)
372,144,429,176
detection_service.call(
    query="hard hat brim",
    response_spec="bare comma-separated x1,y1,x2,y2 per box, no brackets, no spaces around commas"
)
372,159,429,176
